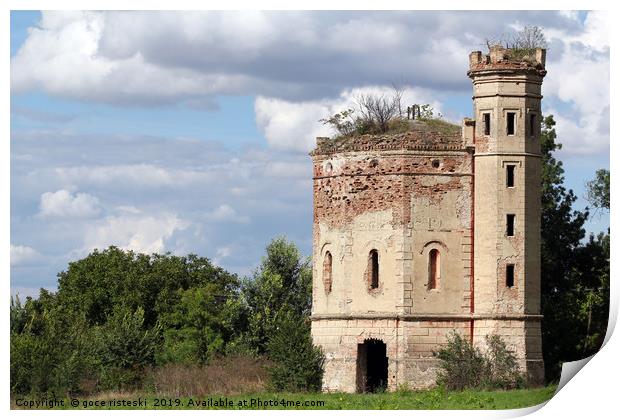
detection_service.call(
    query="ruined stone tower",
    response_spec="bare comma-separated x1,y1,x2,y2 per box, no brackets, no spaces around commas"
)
309,46,546,392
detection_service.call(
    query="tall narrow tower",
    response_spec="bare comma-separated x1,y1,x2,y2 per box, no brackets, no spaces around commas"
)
468,46,546,384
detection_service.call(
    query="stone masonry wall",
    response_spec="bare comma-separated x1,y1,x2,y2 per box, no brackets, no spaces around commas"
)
312,317,470,392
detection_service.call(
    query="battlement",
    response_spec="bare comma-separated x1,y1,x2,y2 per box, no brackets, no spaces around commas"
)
468,46,546,77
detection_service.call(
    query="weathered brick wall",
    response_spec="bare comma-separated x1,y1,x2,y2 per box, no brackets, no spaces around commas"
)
311,143,474,317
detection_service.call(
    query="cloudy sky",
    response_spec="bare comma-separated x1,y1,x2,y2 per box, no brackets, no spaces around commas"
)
10,10,609,298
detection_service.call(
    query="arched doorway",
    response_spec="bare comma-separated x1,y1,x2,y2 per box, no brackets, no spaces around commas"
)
356,339,388,392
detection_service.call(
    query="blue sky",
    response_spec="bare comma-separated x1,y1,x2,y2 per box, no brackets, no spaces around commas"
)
10,11,609,298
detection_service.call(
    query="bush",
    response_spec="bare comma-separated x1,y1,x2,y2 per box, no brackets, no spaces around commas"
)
266,309,324,392
434,332,524,391
484,334,525,389
434,332,488,390
94,306,161,390
10,293,98,397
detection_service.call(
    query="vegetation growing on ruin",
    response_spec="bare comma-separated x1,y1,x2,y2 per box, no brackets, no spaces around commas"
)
486,25,548,62
319,87,456,141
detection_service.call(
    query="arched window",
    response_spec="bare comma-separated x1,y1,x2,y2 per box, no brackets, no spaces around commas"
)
368,250,379,289
323,252,332,293
428,249,440,290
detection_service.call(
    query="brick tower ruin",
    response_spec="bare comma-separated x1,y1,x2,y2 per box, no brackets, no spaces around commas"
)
310,46,546,392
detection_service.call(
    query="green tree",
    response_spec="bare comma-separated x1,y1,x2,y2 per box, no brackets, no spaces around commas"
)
267,308,324,392
578,168,610,354
586,168,610,211
157,283,231,364
10,295,28,335
10,290,96,396
95,305,161,389
11,247,240,395
54,247,239,329
539,115,610,381
540,115,587,380
573,232,610,355
237,237,312,354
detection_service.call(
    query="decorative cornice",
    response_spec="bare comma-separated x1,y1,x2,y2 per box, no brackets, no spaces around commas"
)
313,171,473,180
310,313,543,321
474,152,542,158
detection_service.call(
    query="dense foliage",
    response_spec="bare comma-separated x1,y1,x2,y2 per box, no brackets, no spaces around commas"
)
586,169,610,211
11,238,323,396
539,115,610,380
267,309,324,392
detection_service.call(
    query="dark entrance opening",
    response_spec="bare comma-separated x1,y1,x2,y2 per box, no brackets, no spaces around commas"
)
356,339,388,393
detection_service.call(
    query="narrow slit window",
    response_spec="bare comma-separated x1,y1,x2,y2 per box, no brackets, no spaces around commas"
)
323,251,332,294
368,250,379,289
483,113,491,135
529,114,536,136
506,264,515,288
428,249,440,290
507,112,516,135
506,214,515,236
506,165,515,187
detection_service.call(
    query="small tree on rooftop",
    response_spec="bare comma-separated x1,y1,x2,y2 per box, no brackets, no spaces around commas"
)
509,25,547,50
419,104,443,120
355,91,401,133
486,25,547,60
320,85,418,137
318,108,357,137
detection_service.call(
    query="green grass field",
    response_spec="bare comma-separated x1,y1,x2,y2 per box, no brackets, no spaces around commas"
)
13,385,557,410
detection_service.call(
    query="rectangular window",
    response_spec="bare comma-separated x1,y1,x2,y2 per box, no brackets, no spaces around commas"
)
506,214,515,236
369,250,379,289
506,165,515,187
507,112,516,135
483,113,491,135
530,114,536,136
428,249,440,290
506,265,515,288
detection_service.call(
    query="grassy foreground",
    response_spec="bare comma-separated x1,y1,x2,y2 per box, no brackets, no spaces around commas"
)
13,385,557,410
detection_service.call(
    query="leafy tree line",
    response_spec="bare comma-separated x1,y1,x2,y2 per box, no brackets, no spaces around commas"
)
10,238,324,396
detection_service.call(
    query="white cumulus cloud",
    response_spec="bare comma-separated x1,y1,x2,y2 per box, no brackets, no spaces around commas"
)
12,11,582,105
10,244,40,266
543,10,609,155
83,212,189,255
38,189,100,218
